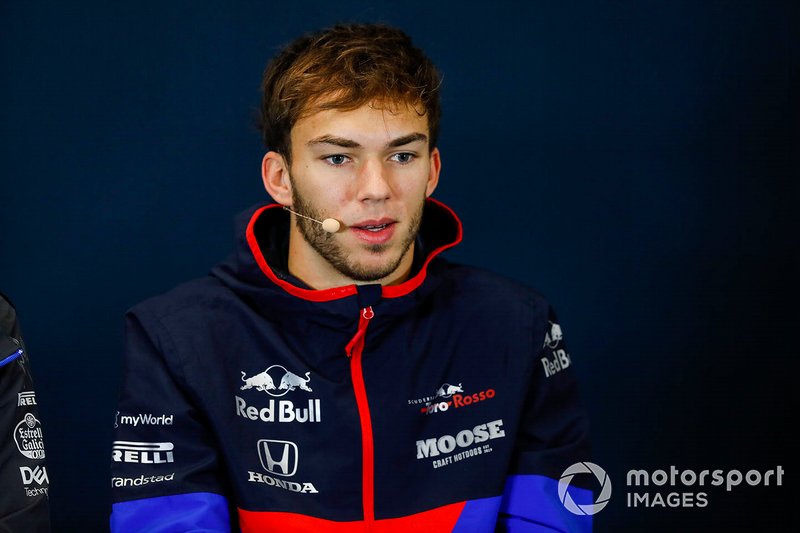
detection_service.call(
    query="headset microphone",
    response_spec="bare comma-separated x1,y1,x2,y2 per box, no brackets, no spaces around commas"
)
282,206,342,233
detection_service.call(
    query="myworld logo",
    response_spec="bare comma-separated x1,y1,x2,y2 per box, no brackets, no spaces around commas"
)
558,462,612,515
115,412,174,428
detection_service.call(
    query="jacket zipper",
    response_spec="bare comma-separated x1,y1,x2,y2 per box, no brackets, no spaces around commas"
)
345,306,375,528
0,348,23,368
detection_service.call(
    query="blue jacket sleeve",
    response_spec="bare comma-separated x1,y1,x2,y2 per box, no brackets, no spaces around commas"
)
110,309,233,532
497,306,593,532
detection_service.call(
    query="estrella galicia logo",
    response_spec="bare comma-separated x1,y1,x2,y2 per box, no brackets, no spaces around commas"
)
257,439,298,477
14,414,45,459
240,365,313,397
543,321,563,349
558,462,612,515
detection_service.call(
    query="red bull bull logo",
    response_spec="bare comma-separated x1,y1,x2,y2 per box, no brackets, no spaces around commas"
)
237,364,321,424
544,321,564,349
240,365,313,397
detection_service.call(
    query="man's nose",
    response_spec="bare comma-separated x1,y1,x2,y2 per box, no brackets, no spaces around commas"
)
355,158,391,202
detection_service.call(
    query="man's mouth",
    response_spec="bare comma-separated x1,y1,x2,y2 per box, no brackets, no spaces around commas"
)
351,218,396,230
357,223,391,232
350,219,397,244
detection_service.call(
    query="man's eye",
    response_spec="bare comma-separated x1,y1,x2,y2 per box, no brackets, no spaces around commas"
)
324,155,349,166
391,152,415,164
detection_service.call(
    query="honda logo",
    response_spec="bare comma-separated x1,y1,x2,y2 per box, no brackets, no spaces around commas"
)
257,439,298,477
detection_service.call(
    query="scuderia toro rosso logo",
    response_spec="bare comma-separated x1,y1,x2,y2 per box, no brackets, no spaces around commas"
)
236,365,322,424
415,382,497,416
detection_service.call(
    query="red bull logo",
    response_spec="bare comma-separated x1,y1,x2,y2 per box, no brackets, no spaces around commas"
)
235,396,322,423
544,321,564,349
240,365,313,397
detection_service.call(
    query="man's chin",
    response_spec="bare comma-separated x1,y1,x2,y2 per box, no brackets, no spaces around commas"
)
336,249,410,283
342,260,401,283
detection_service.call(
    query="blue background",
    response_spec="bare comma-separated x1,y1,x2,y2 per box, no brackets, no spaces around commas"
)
1,1,796,531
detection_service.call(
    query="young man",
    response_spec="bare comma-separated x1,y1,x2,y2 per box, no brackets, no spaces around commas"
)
110,24,592,532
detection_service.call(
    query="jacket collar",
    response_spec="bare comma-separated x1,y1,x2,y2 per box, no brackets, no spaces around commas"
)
211,198,462,324
245,198,462,302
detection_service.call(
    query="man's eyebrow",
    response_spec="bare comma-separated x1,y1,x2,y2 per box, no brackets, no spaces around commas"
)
307,133,428,149
387,133,428,148
307,135,361,148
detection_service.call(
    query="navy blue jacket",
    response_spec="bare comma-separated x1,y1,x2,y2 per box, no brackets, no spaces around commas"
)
110,199,592,532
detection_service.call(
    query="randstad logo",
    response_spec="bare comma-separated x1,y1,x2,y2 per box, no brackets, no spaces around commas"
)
558,462,612,515
240,365,313,397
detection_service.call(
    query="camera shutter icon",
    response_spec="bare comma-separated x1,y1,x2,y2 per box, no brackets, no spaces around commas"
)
558,461,612,515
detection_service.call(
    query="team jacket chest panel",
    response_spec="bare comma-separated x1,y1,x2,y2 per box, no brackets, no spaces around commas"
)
363,295,538,518
157,276,545,521
160,298,366,521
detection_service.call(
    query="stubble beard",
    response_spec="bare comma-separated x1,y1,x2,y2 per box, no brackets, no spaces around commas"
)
290,184,424,283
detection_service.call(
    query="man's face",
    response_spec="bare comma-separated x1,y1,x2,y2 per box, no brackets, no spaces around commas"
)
284,102,440,286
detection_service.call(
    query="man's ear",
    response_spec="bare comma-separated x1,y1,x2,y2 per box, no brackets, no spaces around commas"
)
425,147,441,197
261,151,292,205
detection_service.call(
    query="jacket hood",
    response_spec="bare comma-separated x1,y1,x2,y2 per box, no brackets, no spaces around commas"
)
210,198,462,321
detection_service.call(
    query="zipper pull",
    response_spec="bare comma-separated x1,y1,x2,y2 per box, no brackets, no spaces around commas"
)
346,306,374,357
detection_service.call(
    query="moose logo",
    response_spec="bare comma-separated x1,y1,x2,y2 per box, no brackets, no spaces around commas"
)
241,365,313,398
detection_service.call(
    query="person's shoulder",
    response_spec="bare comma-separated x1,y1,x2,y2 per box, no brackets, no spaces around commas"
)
0,292,18,334
438,262,552,311
126,275,234,324
0,292,12,308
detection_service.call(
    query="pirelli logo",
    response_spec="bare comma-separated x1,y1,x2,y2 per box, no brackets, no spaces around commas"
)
18,391,37,406
111,441,174,464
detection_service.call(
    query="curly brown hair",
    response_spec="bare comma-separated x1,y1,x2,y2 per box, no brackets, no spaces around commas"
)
259,23,442,162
